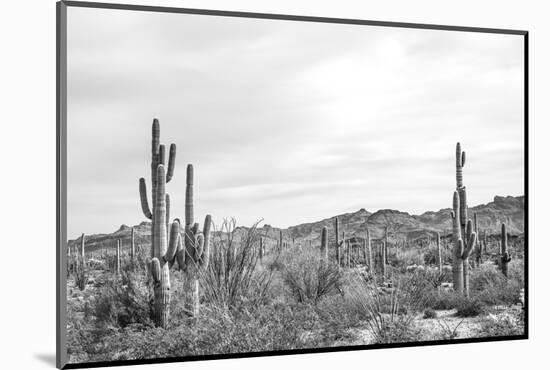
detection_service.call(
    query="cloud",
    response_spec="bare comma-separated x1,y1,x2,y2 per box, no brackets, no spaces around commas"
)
66,7,524,238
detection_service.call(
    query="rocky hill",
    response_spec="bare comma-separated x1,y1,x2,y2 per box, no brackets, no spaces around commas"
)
68,195,524,253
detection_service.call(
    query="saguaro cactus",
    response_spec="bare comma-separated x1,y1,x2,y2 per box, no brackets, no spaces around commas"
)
80,233,86,263
500,223,512,277
366,229,373,273
451,191,464,293
130,226,135,262
462,220,477,297
150,165,182,328
320,226,328,262
436,232,442,272
182,164,212,271
138,120,181,328
381,241,386,277
139,119,176,259
334,217,345,265
116,239,121,275
384,226,389,264
456,142,468,238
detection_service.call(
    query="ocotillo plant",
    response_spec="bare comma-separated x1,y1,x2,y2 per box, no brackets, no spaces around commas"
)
139,119,176,260
320,226,328,262
182,164,213,271
500,223,512,277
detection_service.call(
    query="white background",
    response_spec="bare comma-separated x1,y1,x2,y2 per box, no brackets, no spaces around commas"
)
0,0,546,369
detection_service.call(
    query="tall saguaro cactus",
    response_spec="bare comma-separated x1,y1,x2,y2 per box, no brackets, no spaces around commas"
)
500,223,512,277
366,229,373,273
138,120,181,328
451,191,464,293
182,164,212,271
451,191,477,296
456,143,468,238
139,119,176,259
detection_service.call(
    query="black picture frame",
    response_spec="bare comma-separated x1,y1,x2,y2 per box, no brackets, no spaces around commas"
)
56,1,529,368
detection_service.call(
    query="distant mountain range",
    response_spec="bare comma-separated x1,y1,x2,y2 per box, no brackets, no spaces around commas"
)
68,195,524,252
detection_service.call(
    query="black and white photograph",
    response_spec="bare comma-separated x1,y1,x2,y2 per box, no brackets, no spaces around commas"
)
59,2,526,367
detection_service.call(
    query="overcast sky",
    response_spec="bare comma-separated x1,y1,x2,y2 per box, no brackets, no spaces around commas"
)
66,7,524,239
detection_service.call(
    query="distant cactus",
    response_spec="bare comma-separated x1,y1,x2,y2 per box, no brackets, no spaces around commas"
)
500,223,512,277
130,227,135,262
384,226,389,264
80,233,85,263
334,217,345,265
320,226,328,262
436,232,442,272
366,229,373,273
451,191,464,293
381,241,386,277
116,239,121,275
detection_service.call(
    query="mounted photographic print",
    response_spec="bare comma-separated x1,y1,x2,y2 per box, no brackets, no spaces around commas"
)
56,1,528,368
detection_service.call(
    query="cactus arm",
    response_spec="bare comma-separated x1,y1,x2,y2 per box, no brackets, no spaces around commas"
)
151,257,161,283
195,233,205,261
159,144,165,166
185,164,194,226
166,144,176,183
175,233,185,270
139,178,153,219
461,151,466,167
201,215,212,268
164,220,180,263
462,231,477,259
166,193,170,235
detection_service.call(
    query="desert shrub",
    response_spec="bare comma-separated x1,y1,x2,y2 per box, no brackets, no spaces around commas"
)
345,273,421,344
470,264,522,306
475,310,524,337
92,302,326,361
455,296,484,317
423,246,453,266
197,219,274,311
436,318,465,340
393,248,425,269
282,248,343,304
423,308,437,319
425,290,461,310
94,270,152,328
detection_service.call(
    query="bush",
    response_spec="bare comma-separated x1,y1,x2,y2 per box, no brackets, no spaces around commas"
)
455,296,484,317
282,248,343,304
423,308,437,319
94,270,152,328
470,264,522,306
475,310,524,337
426,290,461,310
196,219,274,310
